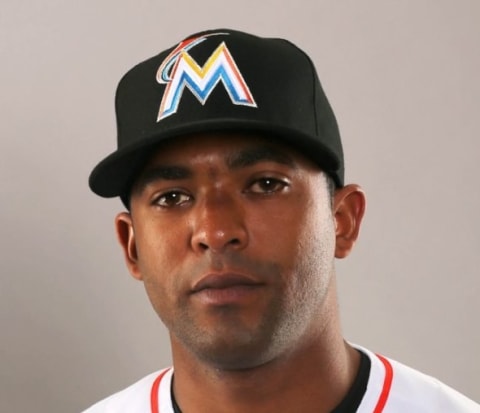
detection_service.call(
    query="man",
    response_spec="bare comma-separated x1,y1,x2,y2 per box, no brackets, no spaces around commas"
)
85,29,479,412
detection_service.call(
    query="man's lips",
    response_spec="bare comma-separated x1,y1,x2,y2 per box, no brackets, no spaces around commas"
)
190,273,265,305
191,273,263,293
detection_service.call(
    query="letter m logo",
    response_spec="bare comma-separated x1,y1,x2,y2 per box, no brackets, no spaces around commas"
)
156,37,257,121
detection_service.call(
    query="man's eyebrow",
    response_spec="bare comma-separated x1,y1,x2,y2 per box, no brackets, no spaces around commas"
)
226,146,297,169
132,165,192,194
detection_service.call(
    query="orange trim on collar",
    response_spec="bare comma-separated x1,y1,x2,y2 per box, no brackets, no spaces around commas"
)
373,354,394,413
150,370,169,413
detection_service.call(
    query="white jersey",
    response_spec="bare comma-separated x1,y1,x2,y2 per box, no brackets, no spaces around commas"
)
83,346,480,412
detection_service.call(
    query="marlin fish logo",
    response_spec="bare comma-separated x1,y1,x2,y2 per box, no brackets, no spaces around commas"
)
156,33,257,121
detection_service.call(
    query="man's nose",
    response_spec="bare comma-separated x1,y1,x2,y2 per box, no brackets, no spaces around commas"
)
190,191,248,253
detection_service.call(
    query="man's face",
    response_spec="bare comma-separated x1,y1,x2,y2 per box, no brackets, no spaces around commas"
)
120,133,337,370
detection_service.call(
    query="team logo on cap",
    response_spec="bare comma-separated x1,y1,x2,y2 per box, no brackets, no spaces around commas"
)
156,33,257,121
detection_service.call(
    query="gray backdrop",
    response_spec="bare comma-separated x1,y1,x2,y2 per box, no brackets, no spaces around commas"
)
1,1,479,411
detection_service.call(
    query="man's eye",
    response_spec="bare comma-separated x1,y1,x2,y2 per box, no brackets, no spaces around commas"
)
248,178,288,194
154,191,191,207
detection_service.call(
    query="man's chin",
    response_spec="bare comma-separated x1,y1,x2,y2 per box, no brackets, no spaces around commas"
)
180,327,278,371
196,342,274,371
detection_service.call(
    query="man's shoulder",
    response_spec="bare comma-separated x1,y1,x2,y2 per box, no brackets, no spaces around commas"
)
81,368,171,413
356,345,480,412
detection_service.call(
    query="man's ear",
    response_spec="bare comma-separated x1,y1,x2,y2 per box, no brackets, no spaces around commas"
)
115,212,143,280
333,184,366,259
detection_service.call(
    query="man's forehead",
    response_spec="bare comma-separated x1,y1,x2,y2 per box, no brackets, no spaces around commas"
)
143,132,314,169
127,132,329,206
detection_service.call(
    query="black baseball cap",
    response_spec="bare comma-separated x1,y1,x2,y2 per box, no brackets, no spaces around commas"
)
89,28,344,203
